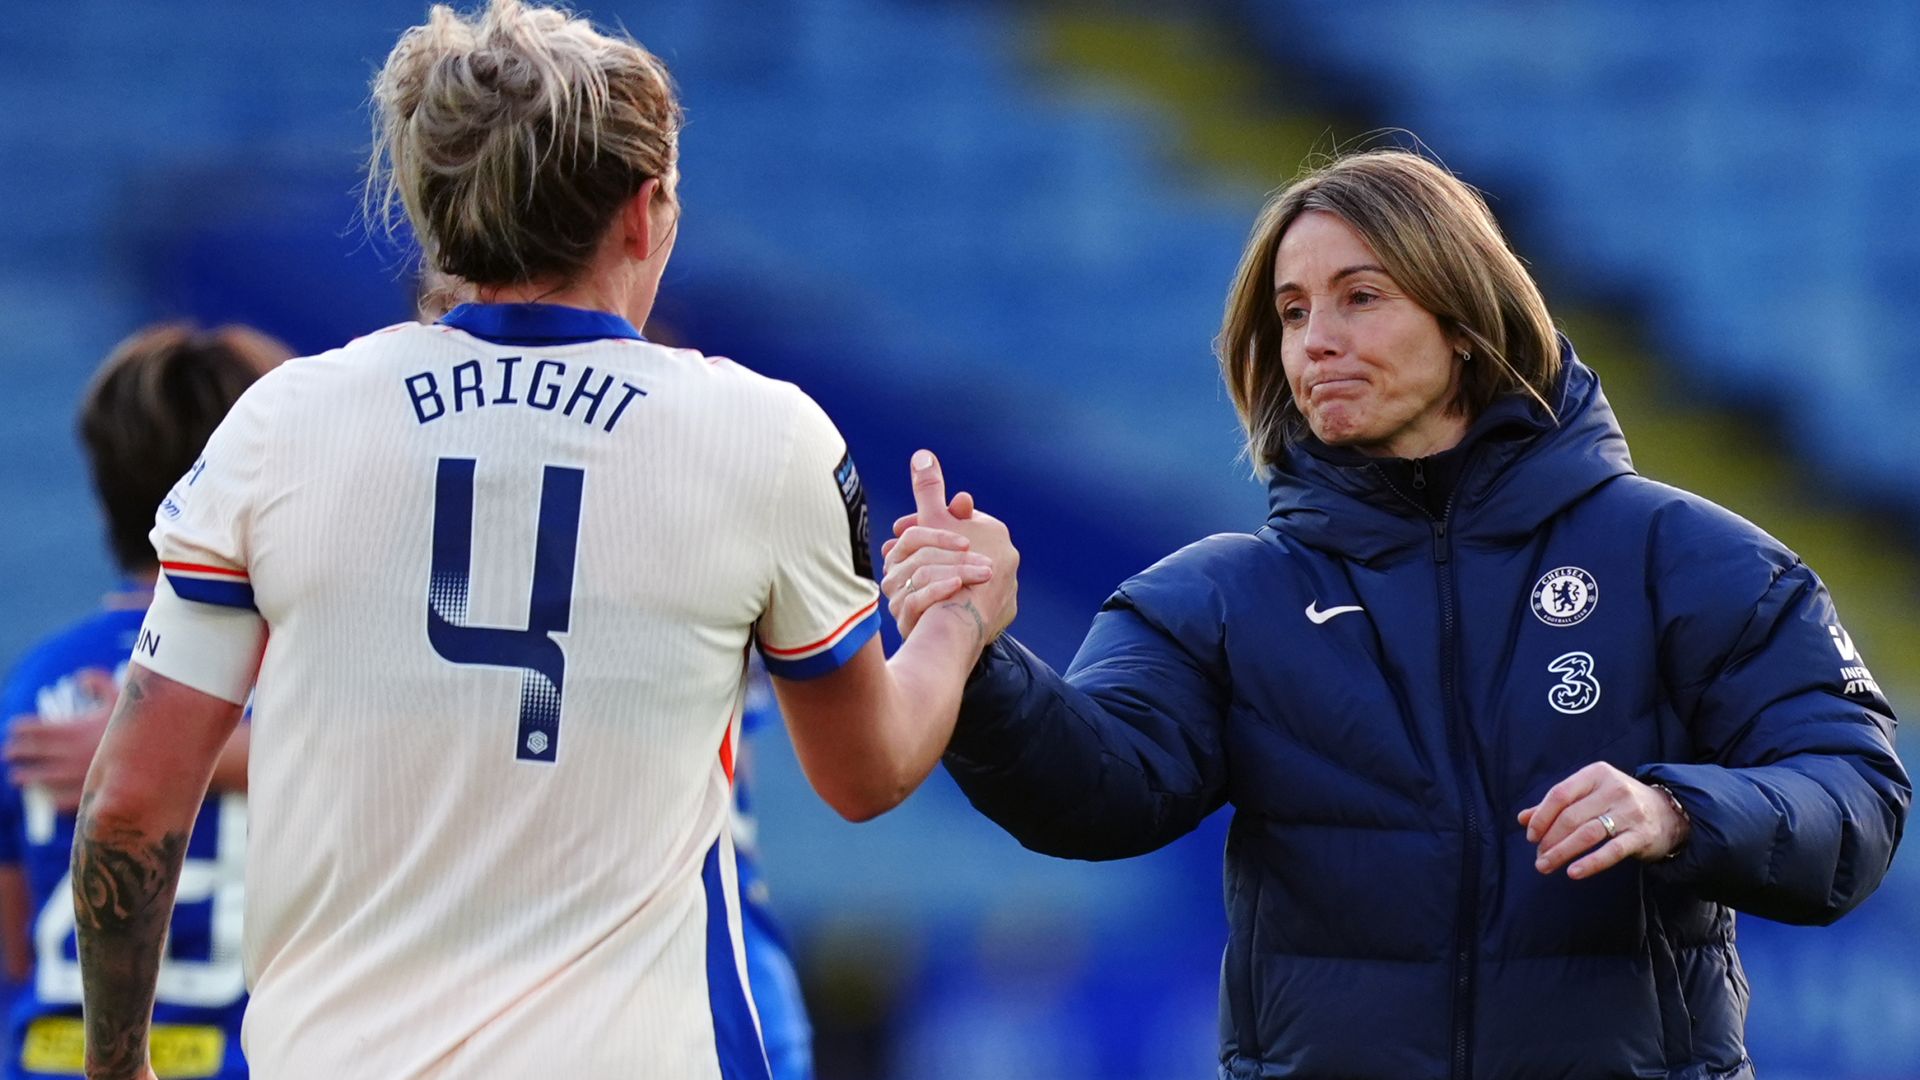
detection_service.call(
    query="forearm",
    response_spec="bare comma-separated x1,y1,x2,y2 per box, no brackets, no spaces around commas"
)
73,665,241,1080
946,638,1171,859
0,867,31,983
1644,749,1908,923
1649,559,1910,920
871,599,991,806
73,806,190,1079
776,601,989,822
946,629,1226,861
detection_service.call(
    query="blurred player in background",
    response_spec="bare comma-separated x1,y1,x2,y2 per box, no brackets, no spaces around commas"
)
732,663,815,1080
70,3,983,1078
0,324,286,1079
415,272,818,1080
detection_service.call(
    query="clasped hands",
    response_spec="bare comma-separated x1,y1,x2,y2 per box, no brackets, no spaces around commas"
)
880,450,1019,648
877,451,1688,879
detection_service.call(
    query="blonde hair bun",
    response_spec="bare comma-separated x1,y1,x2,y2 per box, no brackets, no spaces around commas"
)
369,0,682,285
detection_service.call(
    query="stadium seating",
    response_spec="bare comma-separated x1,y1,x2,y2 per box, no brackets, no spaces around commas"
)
2,2,1914,1076
1,4,1240,1075
1228,0,1920,506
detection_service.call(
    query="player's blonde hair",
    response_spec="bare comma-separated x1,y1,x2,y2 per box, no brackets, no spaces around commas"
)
1218,149,1561,470
368,0,683,286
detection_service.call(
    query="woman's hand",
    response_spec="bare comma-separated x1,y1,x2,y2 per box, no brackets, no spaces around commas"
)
1519,762,1691,879
880,451,1018,641
881,530,993,636
5,668,116,813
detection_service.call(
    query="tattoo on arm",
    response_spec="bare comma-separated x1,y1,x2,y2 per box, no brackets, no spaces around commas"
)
936,598,989,651
73,822,186,1079
73,668,184,1080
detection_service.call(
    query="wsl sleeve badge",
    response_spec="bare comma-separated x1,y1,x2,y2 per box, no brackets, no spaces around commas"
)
1531,566,1598,627
834,449,874,582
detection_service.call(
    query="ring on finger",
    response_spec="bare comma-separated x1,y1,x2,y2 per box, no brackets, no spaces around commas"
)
905,572,920,596
1596,813,1618,841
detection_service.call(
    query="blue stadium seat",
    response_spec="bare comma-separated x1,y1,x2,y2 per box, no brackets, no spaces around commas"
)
1232,0,1920,517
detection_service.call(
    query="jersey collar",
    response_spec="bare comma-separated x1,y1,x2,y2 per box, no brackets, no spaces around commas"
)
439,302,647,346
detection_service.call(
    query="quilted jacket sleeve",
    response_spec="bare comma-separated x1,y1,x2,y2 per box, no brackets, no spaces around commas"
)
1640,497,1909,925
941,545,1234,862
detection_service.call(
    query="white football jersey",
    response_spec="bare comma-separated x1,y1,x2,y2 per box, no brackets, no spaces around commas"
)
132,303,879,1079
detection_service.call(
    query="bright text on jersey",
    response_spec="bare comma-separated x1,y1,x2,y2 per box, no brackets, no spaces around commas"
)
405,356,647,433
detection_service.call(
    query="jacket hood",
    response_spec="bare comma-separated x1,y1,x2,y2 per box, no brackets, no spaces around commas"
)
1265,342,1635,564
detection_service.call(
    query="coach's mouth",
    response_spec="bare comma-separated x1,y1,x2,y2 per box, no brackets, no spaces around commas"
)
1307,376,1369,400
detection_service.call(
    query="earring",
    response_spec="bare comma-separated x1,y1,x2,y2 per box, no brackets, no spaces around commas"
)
1456,348,1471,364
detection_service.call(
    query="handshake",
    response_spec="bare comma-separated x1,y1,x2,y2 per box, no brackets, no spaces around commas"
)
879,450,1020,645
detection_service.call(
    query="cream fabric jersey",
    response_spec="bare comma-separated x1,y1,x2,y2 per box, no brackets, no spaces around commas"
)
132,304,879,1079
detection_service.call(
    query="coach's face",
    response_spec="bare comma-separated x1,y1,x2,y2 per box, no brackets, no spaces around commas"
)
1273,211,1468,459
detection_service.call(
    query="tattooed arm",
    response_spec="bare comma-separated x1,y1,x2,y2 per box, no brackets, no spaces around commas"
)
74,665,244,1080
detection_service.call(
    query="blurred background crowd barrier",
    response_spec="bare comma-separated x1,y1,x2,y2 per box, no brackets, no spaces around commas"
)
2,2,1916,1077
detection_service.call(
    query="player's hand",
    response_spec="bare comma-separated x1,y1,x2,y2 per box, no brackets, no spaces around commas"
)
880,524,993,635
6,669,116,813
880,450,1018,641
1519,762,1690,880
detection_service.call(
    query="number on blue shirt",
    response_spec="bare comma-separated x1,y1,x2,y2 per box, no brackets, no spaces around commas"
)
32,794,247,1008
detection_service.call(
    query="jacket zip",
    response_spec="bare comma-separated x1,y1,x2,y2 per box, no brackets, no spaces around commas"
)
1435,508,1478,1080
1375,465,1477,1080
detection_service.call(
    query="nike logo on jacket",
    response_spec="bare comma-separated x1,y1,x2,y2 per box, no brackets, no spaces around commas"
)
1304,601,1365,624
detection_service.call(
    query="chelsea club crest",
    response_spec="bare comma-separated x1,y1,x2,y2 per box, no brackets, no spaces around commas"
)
1531,566,1598,627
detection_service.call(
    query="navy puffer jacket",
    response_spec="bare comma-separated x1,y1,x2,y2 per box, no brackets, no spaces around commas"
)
945,353,1908,1080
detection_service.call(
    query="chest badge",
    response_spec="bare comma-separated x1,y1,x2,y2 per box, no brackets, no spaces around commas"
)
1531,566,1598,627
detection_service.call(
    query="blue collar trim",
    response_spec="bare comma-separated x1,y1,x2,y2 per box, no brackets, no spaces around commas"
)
439,302,647,346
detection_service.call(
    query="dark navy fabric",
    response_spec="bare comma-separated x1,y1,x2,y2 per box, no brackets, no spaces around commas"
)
945,351,1909,1080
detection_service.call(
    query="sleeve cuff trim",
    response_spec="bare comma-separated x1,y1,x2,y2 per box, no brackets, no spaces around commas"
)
160,560,248,578
760,604,881,680
760,598,879,657
162,569,256,611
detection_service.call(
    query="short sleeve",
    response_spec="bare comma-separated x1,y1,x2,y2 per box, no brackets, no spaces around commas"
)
132,382,272,703
755,390,880,680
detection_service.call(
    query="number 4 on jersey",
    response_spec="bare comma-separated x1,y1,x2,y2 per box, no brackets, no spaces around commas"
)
428,457,584,762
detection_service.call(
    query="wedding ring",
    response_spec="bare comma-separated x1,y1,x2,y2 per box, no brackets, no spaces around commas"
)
1597,813,1618,841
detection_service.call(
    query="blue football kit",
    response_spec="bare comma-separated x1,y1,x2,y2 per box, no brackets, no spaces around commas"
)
0,587,248,1080
735,667,814,1080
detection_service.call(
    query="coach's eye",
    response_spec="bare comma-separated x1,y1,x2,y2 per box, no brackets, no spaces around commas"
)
1348,289,1378,307
1280,304,1307,326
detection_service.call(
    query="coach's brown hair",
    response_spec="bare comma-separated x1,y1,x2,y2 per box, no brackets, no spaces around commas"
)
368,0,683,286
1218,149,1561,470
77,324,290,572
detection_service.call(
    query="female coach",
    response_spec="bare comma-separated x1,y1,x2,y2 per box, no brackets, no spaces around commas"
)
882,150,1909,1080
